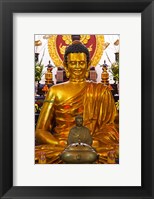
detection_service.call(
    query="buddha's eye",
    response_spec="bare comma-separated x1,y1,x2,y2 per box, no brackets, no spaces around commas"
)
79,61,85,65
70,61,76,65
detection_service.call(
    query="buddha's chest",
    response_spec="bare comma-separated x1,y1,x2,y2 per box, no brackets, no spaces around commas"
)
56,90,76,102
70,129,87,142
55,85,85,103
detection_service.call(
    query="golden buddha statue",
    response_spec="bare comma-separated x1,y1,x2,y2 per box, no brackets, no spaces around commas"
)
35,41,119,164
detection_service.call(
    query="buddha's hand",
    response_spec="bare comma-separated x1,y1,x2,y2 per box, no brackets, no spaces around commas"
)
92,140,101,148
58,140,67,147
36,129,59,145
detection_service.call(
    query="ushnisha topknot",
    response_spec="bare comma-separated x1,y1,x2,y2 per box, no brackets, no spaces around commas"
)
64,40,90,64
72,40,82,45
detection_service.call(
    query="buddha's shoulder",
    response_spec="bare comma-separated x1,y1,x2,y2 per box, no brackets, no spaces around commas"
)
86,81,109,90
48,82,69,93
82,126,91,132
46,82,71,100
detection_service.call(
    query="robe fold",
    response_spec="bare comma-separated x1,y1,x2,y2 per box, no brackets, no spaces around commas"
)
35,82,119,164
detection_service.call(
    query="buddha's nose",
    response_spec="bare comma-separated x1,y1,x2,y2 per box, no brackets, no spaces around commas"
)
75,62,79,68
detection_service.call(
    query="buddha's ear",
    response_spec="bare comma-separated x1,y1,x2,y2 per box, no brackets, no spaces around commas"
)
63,61,67,70
87,61,91,69
63,61,70,78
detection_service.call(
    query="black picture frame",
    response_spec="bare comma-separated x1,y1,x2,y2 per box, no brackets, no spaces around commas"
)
0,0,154,198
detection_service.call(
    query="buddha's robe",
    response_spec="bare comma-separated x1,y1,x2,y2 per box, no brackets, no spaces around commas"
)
35,81,119,164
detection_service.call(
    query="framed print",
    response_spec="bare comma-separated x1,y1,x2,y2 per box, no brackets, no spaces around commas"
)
0,0,154,198
14,15,141,186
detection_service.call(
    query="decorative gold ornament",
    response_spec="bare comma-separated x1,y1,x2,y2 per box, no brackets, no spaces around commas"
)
80,35,90,44
103,42,110,50
48,35,62,67
43,35,52,40
59,43,67,55
48,35,104,67
62,35,72,45
45,68,53,85
101,61,109,85
92,35,104,66
114,39,119,46
35,40,42,46
60,143,98,164
38,152,46,164
88,44,93,52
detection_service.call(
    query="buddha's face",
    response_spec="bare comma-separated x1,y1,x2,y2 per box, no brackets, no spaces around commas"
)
67,53,87,79
76,117,83,127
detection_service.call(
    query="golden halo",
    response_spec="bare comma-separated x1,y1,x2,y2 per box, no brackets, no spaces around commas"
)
48,35,104,67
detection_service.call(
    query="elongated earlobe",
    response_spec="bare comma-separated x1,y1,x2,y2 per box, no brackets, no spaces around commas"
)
63,61,70,78
85,70,89,78
85,61,91,78
65,70,70,78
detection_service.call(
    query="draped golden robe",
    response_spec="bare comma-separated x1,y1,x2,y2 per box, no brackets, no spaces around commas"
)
35,81,119,164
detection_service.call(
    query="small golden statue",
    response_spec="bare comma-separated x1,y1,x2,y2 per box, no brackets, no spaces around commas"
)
67,115,92,145
60,115,98,164
45,61,54,85
38,152,46,164
107,151,116,164
101,60,109,85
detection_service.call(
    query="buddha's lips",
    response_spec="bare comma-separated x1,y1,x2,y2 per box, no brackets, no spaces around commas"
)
73,70,82,74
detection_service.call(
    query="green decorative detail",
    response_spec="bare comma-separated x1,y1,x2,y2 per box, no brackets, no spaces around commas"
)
44,100,54,103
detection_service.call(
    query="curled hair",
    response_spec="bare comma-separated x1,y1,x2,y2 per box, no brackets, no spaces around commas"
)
75,115,83,121
64,41,90,65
